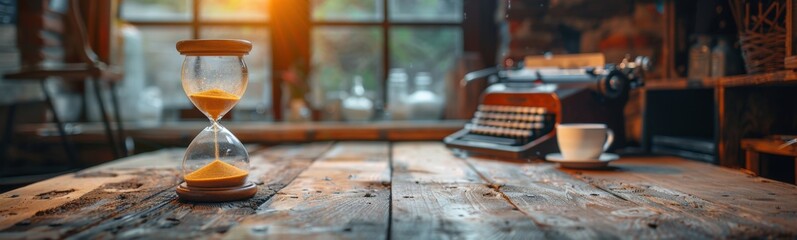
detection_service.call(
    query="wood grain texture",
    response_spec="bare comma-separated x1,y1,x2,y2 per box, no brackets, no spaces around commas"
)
0,149,180,232
0,144,331,239
463,157,697,239
68,143,333,240
391,142,546,239
563,156,797,238
226,142,391,239
742,138,797,157
717,70,797,87
718,86,797,168
0,160,181,239
3,142,797,239
95,148,185,169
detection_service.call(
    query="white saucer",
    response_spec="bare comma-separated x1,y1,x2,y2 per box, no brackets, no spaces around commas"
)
545,153,620,169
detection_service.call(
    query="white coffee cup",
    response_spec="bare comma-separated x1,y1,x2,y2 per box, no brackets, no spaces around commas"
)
556,123,614,161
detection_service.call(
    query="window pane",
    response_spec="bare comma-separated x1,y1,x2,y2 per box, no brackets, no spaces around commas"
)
138,26,192,108
389,0,462,22
312,0,382,22
201,0,269,22
390,27,462,92
121,0,192,22
311,27,382,120
200,27,272,115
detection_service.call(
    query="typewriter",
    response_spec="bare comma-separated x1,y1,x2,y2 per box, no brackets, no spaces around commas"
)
444,54,648,159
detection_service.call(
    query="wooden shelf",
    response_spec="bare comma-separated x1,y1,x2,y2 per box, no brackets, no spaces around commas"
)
644,77,713,90
741,137,797,157
644,70,797,90
719,70,797,87
642,70,797,169
741,137,797,184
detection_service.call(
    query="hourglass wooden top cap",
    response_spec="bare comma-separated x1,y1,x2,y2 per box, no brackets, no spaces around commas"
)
176,39,252,56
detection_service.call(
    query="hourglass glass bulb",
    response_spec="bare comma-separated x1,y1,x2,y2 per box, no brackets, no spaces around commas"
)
182,123,249,188
176,39,256,202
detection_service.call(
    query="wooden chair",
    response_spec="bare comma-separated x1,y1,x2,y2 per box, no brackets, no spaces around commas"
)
2,0,127,166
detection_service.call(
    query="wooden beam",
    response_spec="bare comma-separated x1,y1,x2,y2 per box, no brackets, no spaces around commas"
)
463,0,498,67
268,0,311,121
715,86,727,166
745,150,760,175
645,70,797,90
742,138,797,157
787,0,793,57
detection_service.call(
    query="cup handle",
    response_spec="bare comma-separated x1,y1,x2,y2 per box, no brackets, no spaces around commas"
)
603,129,614,151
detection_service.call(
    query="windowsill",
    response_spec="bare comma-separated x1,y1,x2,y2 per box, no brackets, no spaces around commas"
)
13,120,467,145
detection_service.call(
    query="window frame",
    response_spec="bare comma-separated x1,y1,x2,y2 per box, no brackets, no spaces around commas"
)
122,0,465,121
312,0,463,111
123,0,271,38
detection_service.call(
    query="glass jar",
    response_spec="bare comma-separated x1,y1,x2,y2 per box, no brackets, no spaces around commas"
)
407,72,443,120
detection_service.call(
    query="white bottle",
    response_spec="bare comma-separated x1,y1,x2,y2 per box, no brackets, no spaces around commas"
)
342,76,374,121
711,38,731,77
137,86,163,127
387,68,410,120
407,72,443,120
688,35,712,80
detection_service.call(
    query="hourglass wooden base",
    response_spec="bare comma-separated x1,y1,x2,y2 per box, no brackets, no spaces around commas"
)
176,181,257,202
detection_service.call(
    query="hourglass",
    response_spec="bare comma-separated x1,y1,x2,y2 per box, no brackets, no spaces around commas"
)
175,39,256,202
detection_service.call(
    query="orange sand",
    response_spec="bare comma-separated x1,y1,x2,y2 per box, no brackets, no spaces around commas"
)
184,160,248,188
189,89,240,120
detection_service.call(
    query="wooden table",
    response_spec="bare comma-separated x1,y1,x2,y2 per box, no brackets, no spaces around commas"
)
1,142,796,239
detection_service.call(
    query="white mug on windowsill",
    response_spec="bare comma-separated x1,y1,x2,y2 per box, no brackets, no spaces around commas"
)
556,123,614,161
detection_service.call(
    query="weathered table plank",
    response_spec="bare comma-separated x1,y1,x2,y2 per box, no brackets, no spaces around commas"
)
92,148,185,170
464,156,718,239
70,143,333,240
0,143,332,239
570,156,797,217
2,141,797,239
0,149,183,239
391,142,546,239
565,156,797,238
226,142,391,239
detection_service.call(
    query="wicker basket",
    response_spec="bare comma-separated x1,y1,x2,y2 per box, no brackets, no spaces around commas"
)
731,0,790,73
739,31,786,73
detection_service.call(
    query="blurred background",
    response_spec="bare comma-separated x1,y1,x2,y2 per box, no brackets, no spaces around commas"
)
7,0,795,188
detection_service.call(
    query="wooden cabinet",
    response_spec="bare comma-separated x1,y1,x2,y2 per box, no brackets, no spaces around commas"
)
643,71,797,182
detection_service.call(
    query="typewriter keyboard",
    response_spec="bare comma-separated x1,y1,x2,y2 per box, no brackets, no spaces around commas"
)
460,105,555,146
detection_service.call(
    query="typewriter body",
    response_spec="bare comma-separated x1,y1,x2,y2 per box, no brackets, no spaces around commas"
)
444,54,648,159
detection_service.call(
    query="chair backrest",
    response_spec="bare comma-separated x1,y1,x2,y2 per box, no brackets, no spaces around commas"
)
65,0,102,67
16,0,101,68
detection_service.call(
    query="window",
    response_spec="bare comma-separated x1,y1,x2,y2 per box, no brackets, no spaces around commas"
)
311,0,463,121
120,0,272,121
120,0,462,122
